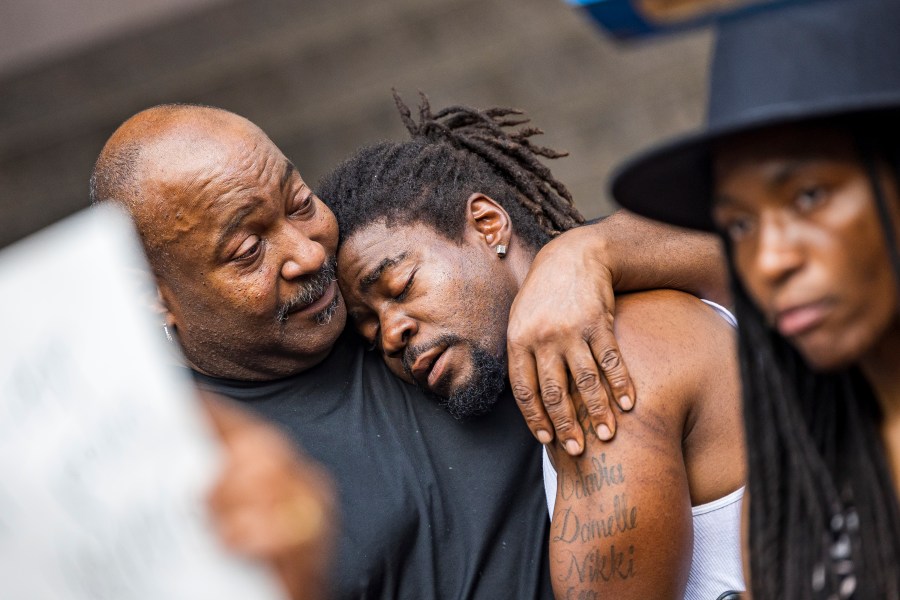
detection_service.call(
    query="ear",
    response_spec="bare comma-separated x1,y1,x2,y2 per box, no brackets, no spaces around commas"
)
155,282,178,330
126,263,177,328
154,282,187,361
465,193,512,252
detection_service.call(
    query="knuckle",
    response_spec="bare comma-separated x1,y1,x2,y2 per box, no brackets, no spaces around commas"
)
553,417,576,434
511,383,537,405
599,349,623,371
583,323,609,342
522,413,545,428
573,370,602,393
540,382,565,408
506,332,528,348
585,400,610,419
606,373,629,391
513,321,568,343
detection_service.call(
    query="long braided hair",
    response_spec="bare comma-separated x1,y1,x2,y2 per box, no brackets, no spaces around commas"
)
318,91,584,249
732,114,900,599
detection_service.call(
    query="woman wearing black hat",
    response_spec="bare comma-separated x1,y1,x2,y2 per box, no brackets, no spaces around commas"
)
513,0,900,597
706,109,900,600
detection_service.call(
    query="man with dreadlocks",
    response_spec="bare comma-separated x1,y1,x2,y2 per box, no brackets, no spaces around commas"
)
90,102,728,599
320,92,747,600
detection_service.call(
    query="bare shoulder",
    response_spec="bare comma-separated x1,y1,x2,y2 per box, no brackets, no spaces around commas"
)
613,290,736,406
616,289,744,505
614,289,734,350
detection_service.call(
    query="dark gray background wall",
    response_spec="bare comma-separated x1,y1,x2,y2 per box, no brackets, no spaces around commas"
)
0,0,711,248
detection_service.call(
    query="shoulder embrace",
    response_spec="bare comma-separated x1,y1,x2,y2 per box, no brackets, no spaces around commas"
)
611,289,737,408
614,289,735,355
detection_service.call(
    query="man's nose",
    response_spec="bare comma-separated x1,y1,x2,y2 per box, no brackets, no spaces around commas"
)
381,310,417,359
279,224,328,281
753,213,804,285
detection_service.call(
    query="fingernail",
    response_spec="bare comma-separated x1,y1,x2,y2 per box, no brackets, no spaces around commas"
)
564,439,581,455
620,394,633,411
596,424,612,440
536,429,552,444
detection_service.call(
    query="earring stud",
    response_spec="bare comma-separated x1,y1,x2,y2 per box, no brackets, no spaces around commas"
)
496,244,507,258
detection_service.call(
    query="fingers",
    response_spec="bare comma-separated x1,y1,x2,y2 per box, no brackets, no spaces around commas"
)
202,394,335,600
536,353,583,456
586,323,636,413
214,490,328,555
508,343,554,445
204,397,335,554
200,390,258,438
215,488,332,600
508,339,616,453
565,346,616,442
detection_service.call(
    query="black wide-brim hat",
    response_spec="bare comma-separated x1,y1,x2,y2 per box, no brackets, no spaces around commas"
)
611,0,900,232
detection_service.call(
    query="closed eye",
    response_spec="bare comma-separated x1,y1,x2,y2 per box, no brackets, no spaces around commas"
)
395,271,416,301
289,192,315,217
232,236,262,262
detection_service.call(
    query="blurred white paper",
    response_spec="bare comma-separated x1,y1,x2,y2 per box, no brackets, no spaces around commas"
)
0,206,286,600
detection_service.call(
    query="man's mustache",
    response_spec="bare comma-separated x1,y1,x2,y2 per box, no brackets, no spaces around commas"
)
275,256,337,323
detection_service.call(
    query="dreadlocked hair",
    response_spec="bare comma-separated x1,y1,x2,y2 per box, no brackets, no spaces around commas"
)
318,91,584,250
732,113,900,600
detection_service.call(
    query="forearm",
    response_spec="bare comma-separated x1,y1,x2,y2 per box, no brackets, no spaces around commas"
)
548,444,692,600
582,210,730,306
549,469,639,598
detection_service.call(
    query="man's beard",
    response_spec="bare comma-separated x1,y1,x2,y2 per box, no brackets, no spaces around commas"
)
276,256,339,325
440,345,506,420
403,334,506,420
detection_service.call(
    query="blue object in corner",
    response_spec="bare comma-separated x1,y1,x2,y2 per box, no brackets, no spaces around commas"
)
568,0,828,40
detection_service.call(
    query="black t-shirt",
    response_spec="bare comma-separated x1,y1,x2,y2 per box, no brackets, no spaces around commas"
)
192,330,552,600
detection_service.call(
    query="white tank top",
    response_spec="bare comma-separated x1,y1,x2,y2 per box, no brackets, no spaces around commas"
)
541,299,745,599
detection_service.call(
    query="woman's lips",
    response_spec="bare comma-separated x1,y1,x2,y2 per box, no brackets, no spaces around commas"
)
775,300,830,337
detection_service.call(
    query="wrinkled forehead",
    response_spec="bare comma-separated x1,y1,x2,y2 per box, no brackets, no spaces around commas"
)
339,216,464,263
337,220,458,304
147,117,282,187
145,127,286,216
338,222,410,283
